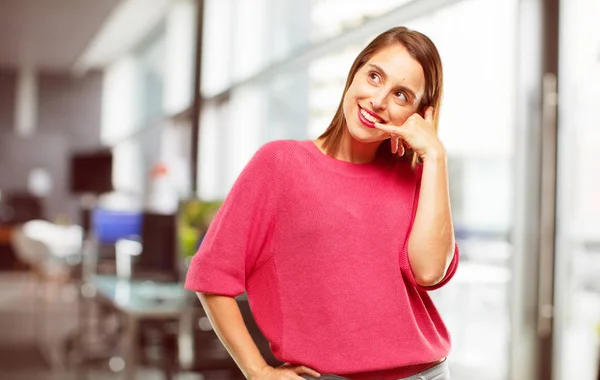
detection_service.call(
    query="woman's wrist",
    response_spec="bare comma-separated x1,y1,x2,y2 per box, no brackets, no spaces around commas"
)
246,362,272,380
422,147,447,165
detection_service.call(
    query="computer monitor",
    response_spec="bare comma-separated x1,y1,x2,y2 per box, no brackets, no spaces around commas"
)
92,208,142,244
135,212,179,282
69,151,113,195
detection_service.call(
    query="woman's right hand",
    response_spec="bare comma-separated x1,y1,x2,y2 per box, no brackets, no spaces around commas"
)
249,364,321,380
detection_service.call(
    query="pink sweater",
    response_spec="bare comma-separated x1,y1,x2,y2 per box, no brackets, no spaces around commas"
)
185,140,459,379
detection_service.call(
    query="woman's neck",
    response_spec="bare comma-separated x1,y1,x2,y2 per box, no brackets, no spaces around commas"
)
315,132,381,164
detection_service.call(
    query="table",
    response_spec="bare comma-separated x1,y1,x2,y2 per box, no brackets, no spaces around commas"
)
90,275,190,380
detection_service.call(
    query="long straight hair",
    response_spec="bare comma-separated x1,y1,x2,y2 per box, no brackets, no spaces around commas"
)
318,27,444,167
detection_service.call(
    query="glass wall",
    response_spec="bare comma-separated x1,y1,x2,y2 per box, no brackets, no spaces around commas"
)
309,0,415,43
198,0,425,198
100,0,198,207
555,0,600,378
407,1,517,378
198,2,521,379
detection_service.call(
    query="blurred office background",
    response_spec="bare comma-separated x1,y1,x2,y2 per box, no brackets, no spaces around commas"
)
0,0,598,379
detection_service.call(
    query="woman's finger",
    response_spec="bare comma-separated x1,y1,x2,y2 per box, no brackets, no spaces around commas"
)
293,365,321,377
390,136,405,157
379,126,411,144
375,123,412,141
390,136,405,156
425,107,434,122
374,122,405,136
397,138,405,157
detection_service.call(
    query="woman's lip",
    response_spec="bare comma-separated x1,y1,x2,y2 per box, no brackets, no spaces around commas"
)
358,106,383,128
358,106,376,128
359,105,383,121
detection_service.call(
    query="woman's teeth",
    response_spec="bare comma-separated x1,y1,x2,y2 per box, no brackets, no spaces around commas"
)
360,108,382,123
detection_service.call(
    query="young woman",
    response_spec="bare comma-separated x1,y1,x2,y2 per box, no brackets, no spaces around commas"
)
185,26,458,380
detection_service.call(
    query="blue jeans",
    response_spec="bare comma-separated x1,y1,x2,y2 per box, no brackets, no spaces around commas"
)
300,360,450,380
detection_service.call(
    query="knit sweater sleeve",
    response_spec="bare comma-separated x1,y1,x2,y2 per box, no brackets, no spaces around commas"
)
184,142,282,297
399,164,460,291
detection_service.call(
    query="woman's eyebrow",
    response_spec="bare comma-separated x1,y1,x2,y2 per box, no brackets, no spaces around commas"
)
367,63,418,100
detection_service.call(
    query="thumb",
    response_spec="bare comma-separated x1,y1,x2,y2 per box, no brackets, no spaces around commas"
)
425,106,434,122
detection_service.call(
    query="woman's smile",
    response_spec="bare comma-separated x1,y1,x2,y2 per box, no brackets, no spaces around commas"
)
357,104,384,128
342,44,425,145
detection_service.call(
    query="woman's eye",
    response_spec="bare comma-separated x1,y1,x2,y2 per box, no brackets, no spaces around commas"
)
395,92,407,102
368,72,380,83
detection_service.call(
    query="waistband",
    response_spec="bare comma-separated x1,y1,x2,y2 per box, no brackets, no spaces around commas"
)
301,360,450,380
397,360,449,380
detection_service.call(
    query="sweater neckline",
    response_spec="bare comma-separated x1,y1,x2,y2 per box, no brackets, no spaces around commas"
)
298,140,387,177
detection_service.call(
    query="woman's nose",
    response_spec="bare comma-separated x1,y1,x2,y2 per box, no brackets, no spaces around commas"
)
370,92,387,111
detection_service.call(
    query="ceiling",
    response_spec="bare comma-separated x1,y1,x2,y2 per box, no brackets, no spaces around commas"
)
0,0,121,71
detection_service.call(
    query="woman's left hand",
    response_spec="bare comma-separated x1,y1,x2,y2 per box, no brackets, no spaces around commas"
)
374,107,445,162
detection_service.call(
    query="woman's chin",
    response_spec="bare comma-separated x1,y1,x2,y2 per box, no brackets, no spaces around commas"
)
347,125,386,144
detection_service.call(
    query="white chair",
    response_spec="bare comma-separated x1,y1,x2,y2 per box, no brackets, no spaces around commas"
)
10,220,84,369
12,219,83,282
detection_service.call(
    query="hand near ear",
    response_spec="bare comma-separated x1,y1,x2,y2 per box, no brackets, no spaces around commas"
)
375,107,445,162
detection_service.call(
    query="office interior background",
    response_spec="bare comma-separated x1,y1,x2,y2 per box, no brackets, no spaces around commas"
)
0,0,598,379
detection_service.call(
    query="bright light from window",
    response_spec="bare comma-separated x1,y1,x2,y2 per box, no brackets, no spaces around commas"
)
101,56,141,145
163,0,197,115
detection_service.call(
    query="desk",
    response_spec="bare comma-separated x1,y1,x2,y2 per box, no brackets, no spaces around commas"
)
92,275,188,317
90,275,189,380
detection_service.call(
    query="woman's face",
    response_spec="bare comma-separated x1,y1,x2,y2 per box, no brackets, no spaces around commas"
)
342,44,426,144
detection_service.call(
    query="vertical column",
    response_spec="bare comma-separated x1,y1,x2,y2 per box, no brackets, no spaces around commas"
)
510,0,559,379
15,66,38,138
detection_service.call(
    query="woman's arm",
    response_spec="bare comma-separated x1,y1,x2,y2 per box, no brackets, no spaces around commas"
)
374,109,456,286
198,293,268,378
197,293,321,380
407,153,455,286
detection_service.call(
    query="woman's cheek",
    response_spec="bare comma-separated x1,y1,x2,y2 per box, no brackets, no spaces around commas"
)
392,109,415,126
